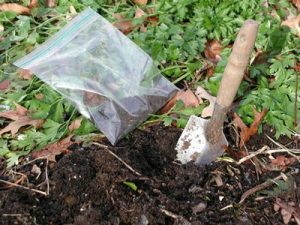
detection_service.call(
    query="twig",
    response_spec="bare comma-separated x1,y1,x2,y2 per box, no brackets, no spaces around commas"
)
0,179,48,196
17,156,48,169
2,213,30,217
220,204,233,211
160,209,179,219
266,135,300,161
266,135,289,149
265,149,300,154
239,173,285,204
294,70,298,128
92,142,142,176
160,208,191,224
237,146,269,165
45,158,49,195
2,171,27,189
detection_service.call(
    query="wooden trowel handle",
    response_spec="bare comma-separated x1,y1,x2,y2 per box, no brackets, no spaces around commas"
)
216,20,259,108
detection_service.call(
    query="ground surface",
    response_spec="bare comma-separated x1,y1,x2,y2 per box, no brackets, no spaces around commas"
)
0,125,299,225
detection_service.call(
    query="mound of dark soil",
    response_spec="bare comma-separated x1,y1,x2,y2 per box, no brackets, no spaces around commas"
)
0,125,299,225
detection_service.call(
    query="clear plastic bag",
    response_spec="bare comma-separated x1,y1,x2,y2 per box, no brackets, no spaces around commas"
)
14,8,178,144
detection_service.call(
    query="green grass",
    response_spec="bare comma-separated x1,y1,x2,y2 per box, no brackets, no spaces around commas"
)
0,0,299,166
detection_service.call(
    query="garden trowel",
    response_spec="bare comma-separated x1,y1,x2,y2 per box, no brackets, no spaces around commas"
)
176,20,259,165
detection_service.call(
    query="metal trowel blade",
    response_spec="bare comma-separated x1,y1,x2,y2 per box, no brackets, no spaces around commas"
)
175,115,228,165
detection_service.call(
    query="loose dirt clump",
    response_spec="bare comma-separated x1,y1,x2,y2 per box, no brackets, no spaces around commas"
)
0,125,299,225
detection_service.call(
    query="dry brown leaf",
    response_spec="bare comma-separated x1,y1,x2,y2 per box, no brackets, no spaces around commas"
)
0,103,43,136
0,80,10,91
112,13,124,21
45,0,56,8
18,69,32,80
83,91,106,107
68,118,82,132
135,7,146,18
160,89,200,114
113,19,134,35
292,0,300,12
134,0,148,5
270,155,297,171
274,198,300,225
195,86,216,118
113,13,135,34
29,0,38,8
135,7,147,32
282,14,300,37
15,103,27,116
30,135,75,162
0,103,27,121
0,116,43,136
206,67,215,78
204,40,222,64
113,7,155,34
146,7,158,26
0,3,30,15
233,108,268,148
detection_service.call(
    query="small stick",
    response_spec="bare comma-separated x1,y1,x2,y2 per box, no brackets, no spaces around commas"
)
220,204,233,211
0,179,48,196
17,156,48,168
2,213,30,217
45,158,50,195
160,209,179,219
160,208,191,225
266,135,300,161
92,142,142,176
239,173,284,204
2,172,27,189
237,146,269,165
265,149,300,154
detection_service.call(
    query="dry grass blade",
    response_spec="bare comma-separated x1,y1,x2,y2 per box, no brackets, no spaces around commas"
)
92,142,142,176
237,145,269,165
266,135,300,161
239,173,285,204
0,179,48,196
